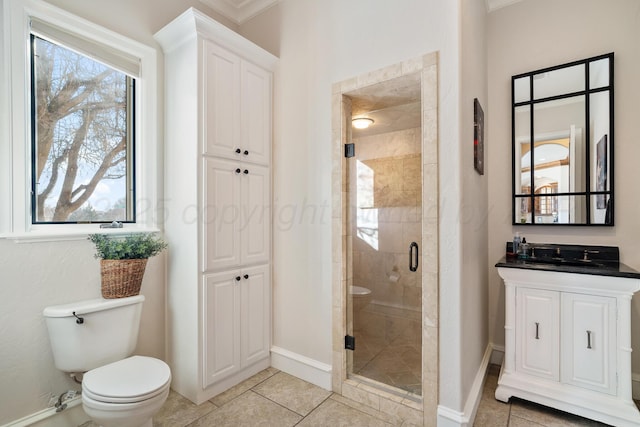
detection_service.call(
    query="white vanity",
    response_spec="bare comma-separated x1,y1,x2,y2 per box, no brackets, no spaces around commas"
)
496,244,640,426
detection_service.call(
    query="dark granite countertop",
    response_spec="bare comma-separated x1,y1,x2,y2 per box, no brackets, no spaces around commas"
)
495,242,640,279
495,256,640,279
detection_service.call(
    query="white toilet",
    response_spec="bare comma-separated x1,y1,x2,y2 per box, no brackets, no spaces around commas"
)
43,295,171,427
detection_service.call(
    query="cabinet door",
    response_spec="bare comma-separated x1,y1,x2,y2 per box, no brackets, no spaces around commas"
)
240,163,270,266
241,60,272,166
203,271,241,388
516,287,560,381
204,158,241,271
204,41,241,159
241,264,271,367
561,293,616,395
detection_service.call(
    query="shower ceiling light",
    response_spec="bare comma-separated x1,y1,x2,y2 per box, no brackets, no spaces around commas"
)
352,117,374,129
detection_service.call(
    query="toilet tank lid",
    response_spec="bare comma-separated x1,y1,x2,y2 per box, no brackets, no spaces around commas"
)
43,295,145,318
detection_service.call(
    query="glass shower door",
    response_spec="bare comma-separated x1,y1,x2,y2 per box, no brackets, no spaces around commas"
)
346,129,423,396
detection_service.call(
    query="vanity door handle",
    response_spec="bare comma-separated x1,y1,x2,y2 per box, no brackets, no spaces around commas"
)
409,242,418,272
587,330,592,349
535,322,540,340
235,148,242,154
235,168,241,174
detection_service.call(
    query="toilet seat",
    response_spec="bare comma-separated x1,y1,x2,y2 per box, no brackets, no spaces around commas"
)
83,356,171,404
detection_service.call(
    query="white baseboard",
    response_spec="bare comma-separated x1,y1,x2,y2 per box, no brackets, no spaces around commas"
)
437,343,494,427
1,397,88,427
270,346,332,391
490,344,504,365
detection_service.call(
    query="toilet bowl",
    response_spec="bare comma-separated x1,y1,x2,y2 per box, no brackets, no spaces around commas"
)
81,356,171,427
350,285,372,313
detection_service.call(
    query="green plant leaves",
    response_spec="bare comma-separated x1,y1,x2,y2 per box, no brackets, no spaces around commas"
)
88,233,167,260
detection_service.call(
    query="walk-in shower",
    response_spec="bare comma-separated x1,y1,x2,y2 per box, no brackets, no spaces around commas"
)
345,73,423,396
332,53,439,425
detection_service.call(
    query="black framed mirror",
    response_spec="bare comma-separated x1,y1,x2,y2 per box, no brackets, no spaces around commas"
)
512,53,614,226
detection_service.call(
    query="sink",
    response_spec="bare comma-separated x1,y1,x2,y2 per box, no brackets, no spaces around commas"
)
523,257,606,268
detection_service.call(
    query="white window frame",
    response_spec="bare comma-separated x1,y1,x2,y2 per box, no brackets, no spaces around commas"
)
0,0,159,242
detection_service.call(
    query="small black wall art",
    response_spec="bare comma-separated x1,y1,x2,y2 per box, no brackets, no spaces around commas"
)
474,98,484,175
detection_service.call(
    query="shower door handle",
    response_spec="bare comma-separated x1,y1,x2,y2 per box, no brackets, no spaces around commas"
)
409,242,419,272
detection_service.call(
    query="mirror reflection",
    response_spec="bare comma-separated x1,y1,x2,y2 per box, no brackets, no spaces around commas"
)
512,53,614,225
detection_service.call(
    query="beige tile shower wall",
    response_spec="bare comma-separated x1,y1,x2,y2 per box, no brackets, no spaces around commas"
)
352,129,422,312
363,155,422,208
421,57,439,427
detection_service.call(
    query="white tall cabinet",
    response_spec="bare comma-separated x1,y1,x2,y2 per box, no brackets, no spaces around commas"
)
155,8,277,404
496,267,640,426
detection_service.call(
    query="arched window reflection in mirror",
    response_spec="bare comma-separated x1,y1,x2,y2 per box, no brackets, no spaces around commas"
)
512,53,614,226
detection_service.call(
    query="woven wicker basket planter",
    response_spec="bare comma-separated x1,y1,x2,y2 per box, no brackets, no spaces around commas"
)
100,259,148,299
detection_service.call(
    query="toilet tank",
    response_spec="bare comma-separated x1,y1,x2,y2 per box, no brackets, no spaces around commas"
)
43,295,145,373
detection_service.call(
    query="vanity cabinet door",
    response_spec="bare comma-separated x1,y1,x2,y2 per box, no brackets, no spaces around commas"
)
516,288,560,381
561,293,617,395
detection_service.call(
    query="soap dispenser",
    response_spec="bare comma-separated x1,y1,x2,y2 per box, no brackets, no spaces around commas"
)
519,238,530,259
512,232,521,256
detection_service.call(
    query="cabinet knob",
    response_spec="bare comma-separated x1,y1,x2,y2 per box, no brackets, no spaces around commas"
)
243,150,249,156
243,169,249,174
235,148,241,154
235,168,241,174
535,322,540,340
244,274,249,279
235,276,241,281
587,330,593,349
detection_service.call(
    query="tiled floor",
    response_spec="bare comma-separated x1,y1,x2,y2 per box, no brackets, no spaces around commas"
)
82,364,636,426
352,328,422,396
139,368,403,426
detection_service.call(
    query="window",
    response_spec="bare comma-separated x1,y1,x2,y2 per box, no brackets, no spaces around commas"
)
535,184,558,216
1,0,158,240
30,35,135,223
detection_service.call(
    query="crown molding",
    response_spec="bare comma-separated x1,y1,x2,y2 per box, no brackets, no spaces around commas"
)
198,0,279,24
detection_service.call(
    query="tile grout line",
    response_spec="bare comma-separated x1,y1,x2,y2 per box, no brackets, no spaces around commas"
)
291,393,334,426
206,369,281,408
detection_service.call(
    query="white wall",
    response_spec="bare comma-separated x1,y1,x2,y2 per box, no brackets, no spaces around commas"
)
460,0,490,413
0,0,229,424
488,0,640,373
241,0,472,414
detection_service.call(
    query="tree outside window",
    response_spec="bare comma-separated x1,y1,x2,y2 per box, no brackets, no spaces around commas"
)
31,35,134,223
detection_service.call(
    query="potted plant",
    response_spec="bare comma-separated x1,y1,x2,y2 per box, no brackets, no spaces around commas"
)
88,233,167,299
